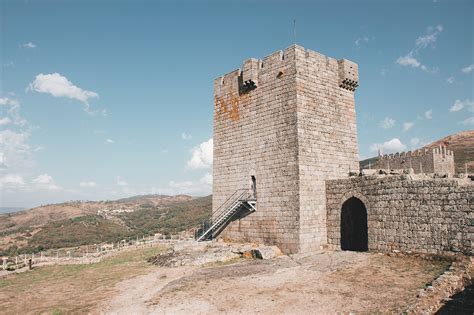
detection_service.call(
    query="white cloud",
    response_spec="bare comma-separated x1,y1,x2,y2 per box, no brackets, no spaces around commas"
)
181,132,192,140
461,64,474,74
446,76,455,84
152,176,212,196
169,180,194,190
403,122,414,131
154,139,214,196
32,174,53,184
106,138,115,144
29,73,98,103
450,99,474,112
370,138,407,154
396,57,436,74
3,61,15,68
32,173,61,191
0,97,36,188
0,97,20,107
116,176,128,186
187,138,213,169
0,97,27,127
0,173,26,189
396,25,442,73
0,129,33,172
380,117,396,129
80,181,97,188
396,53,421,68
415,25,442,50
355,36,369,46
20,42,36,49
0,117,12,126
424,109,433,119
199,173,213,186
461,117,474,126
28,73,103,115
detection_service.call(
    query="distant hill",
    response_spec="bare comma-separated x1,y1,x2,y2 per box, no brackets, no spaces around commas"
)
360,130,474,173
0,207,26,214
0,194,211,256
0,195,195,234
422,130,474,174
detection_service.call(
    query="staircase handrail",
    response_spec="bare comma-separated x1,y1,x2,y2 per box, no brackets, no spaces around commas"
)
211,189,249,223
195,188,256,241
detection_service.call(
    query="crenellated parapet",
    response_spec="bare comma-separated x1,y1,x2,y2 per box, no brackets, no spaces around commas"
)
214,47,292,98
372,145,455,175
214,45,360,124
215,49,360,97
378,146,454,159
338,59,359,91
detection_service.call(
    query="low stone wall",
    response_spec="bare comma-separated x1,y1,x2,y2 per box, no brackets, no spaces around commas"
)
326,172,473,255
407,255,473,314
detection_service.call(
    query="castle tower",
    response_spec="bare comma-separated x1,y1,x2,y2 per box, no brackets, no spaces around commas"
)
213,45,360,253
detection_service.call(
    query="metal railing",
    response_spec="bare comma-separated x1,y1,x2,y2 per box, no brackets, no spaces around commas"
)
195,189,255,241
211,189,249,223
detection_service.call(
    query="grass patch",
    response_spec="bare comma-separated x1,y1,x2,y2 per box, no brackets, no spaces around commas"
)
202,257,244,268
0,246,166,314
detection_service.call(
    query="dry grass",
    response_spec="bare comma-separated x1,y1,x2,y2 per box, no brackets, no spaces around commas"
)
0,247,454,314
143,252,452,314
0,246,166,314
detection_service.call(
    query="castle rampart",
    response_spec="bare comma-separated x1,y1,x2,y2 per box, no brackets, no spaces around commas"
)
371,146,455,175
326,174,473,255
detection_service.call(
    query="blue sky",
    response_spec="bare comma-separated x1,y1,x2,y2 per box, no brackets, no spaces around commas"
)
1,0,473,208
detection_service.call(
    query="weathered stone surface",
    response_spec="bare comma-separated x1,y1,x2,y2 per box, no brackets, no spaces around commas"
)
213,45,359,254
372,146,455,175
326,174,474,255
148,241,284,267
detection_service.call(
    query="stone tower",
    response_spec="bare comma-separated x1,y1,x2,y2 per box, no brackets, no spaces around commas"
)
213,45,360,253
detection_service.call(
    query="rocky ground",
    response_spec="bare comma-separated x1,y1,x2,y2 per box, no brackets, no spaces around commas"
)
97,241,456,314
1,240,469,314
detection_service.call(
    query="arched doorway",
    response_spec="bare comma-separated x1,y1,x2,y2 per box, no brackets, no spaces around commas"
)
340,197,368,251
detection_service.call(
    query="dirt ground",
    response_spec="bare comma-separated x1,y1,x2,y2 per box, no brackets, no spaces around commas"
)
0,246,166,314
99,250,448,314
0,243,451,314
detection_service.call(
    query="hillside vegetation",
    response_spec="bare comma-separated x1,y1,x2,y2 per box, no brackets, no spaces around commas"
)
0,195,211,256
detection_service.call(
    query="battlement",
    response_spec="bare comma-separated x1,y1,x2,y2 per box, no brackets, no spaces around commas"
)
214,45,359,97
378,145,454,160
338,59,359,91
372,145,455,175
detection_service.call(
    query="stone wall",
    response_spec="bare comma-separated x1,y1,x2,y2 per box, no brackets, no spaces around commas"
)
213,46,300,253
326,174,473,255
213,45,360,253
294,47,360,252
372,146,455,175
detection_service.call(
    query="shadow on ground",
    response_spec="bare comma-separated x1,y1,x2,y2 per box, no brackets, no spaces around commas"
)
436,283,474,314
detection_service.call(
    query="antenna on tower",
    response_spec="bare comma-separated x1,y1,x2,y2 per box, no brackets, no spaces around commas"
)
293,19,297,45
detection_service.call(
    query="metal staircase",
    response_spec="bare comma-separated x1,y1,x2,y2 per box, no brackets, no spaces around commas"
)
196,189,256,242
